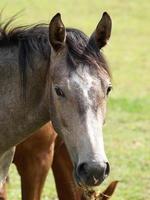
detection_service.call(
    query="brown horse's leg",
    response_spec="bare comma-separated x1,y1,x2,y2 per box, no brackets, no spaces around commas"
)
52,137,86,200
13,122,56,200
0,182,7,200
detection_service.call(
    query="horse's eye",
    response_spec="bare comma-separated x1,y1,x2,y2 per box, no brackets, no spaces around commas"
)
106,86,112,95
55,87,65,97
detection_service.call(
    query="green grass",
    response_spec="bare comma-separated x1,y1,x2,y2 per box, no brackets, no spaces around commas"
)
0,0,150,199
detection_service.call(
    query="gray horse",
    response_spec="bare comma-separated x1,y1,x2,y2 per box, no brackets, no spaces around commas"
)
0,12,112,189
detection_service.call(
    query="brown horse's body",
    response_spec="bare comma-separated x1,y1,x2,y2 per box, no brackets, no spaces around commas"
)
0,123,85,200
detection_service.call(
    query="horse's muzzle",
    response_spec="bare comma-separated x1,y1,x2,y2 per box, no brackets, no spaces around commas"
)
75,161,110,187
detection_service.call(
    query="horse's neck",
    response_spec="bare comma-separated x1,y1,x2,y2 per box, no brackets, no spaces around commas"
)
0,45,50,152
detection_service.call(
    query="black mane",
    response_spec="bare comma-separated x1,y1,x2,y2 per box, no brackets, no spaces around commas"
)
0,17,51,97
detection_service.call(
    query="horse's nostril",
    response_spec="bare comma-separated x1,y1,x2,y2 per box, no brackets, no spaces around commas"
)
105,162,110,177
77,162,88,176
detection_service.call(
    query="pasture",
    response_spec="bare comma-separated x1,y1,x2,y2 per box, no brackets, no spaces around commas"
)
0,0,149,199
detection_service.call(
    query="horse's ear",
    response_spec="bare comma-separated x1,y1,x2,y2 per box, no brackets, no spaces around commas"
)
49,13,66,52
90,12,112,49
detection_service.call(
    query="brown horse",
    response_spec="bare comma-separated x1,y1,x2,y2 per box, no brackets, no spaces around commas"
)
0,122,85,200
0,12,112,191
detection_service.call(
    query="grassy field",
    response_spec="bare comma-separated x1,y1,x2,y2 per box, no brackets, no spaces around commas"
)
0,0,150,199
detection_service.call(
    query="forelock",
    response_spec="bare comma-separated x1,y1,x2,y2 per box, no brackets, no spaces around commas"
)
65,28,111,79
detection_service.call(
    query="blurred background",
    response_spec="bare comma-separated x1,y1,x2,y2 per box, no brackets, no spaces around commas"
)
0,0,149,199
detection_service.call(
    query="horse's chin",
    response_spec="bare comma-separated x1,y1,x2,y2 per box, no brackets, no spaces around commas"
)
73,169,98,191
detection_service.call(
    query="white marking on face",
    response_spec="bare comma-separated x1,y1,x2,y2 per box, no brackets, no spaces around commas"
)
69,65,108,163
86,108,107,160
71,65,99,103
